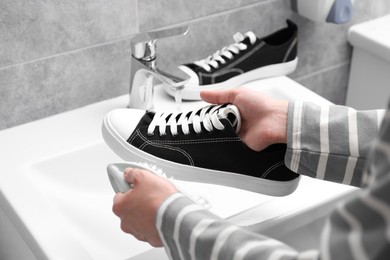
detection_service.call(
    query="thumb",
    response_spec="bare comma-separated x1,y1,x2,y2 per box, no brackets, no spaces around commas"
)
200,89,238,104
123,167,144,186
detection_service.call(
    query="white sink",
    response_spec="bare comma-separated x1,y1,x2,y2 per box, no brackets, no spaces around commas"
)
0,77,357,259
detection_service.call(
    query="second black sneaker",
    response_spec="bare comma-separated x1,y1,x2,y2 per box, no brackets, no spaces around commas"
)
102,104,300,196
164,20,298,100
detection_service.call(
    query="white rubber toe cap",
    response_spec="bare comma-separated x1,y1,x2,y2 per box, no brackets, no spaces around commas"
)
104,108,146,141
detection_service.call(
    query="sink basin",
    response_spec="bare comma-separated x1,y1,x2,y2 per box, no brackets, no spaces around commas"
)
0,77,357,259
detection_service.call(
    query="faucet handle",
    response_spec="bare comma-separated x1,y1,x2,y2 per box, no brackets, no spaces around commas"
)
131,25,189,60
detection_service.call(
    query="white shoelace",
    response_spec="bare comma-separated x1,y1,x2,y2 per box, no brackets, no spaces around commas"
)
147,104,241,137
194,31,257,72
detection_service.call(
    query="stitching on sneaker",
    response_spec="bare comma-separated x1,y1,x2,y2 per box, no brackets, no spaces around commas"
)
127,130,137,144
133,129,241,150
133,129,195,166
151,137,241,145
282,37,297,62
210,68,244,84
260,160,285,178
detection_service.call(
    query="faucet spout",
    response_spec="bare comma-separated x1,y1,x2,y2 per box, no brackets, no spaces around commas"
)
129,65,188,110
128,25,189,110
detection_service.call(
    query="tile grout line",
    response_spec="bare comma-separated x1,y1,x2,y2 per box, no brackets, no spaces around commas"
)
0,0,281,72
294,61,351,81
0,35,135,71
146,0,283,31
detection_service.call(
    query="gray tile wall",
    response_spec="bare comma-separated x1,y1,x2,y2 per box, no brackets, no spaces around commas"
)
1,0,389,130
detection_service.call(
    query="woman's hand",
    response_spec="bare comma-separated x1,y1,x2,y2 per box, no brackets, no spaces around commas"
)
201,88,288,151
112,167,178,247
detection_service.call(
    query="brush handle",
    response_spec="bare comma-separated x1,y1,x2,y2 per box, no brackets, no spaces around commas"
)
107,163,139,193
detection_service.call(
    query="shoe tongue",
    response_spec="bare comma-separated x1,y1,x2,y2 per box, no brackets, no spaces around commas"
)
218,105,241,134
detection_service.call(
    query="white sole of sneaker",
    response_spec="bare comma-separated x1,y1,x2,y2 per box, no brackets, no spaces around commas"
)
164,58,298,101
102,112,300,196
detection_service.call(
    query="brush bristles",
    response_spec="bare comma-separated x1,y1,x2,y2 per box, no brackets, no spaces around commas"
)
136,161,211,209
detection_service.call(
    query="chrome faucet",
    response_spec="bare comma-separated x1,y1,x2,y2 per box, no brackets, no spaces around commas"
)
128,25,190,110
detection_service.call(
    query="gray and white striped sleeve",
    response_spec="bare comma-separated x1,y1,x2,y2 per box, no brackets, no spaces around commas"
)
156,193,319,260
320,107,390,260
285,101,385,187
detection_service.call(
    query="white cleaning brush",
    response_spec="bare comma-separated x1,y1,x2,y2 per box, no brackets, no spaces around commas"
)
107,162,211,209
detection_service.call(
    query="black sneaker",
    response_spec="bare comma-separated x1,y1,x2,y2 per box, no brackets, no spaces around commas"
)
102,104,300,196
164,20,298,100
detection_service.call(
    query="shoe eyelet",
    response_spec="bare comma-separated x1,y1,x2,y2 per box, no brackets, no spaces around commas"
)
147,132,155,137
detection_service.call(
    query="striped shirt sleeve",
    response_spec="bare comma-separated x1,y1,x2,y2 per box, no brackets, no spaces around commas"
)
156,193,318,260
285,101,385,187
321,108,390,260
